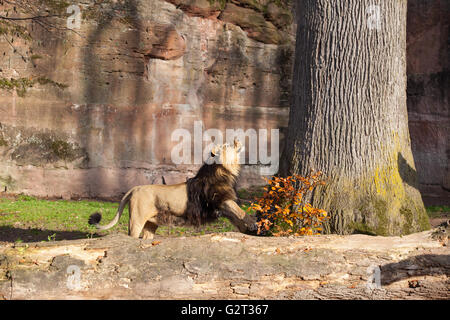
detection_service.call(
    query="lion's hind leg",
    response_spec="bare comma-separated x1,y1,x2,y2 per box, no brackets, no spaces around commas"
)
128,199,149,238
129,194,159,238
129,218,145,238
142,221,158,240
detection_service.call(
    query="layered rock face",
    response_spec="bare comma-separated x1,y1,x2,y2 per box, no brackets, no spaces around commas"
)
407,0,450,204
0,0,293,198
0,0,448,203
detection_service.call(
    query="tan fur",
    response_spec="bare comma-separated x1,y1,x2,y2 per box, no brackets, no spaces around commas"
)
128,183,188,239
89,139,256,239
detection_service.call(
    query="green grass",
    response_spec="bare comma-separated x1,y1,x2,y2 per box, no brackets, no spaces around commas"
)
426,205,450,218
1,195,447,243
0,195,238,242
0,195,123,233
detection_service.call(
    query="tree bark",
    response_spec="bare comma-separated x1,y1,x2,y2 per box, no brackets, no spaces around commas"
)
280,0,430,235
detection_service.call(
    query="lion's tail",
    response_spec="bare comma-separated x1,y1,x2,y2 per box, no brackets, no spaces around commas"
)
88,188,134,230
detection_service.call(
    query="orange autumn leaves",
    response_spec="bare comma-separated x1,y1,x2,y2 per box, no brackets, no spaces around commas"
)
250,172,329,236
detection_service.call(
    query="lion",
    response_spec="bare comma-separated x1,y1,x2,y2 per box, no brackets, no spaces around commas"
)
88,139,257,239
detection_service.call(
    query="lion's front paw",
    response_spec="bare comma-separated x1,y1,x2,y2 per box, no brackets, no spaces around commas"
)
246,222,258,235
243,215,258,235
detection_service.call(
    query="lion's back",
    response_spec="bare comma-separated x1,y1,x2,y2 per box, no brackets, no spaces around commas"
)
131,183,188,216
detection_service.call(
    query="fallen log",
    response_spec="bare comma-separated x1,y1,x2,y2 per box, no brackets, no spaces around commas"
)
0,229,448,299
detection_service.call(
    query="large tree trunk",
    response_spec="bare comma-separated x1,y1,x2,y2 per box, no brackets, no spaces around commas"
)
280,0,430,235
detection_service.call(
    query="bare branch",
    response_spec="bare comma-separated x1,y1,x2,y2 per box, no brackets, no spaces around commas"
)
0,14,61,21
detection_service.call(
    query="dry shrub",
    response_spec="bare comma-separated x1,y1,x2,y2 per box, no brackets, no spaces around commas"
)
250,171,328,236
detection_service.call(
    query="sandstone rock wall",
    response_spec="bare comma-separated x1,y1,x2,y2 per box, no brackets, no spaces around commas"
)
407,0,449,203
0,0,448,202
0,0,294,198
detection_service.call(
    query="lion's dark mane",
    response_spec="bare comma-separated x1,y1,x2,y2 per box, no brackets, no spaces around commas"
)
185,163,238,226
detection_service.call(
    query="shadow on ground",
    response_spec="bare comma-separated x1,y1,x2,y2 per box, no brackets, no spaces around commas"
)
0,226,98,243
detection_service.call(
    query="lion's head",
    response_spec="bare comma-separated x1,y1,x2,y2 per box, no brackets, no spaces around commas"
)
209,138,243,177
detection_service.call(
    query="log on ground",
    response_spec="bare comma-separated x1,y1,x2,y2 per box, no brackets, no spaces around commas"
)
0,229,448,299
